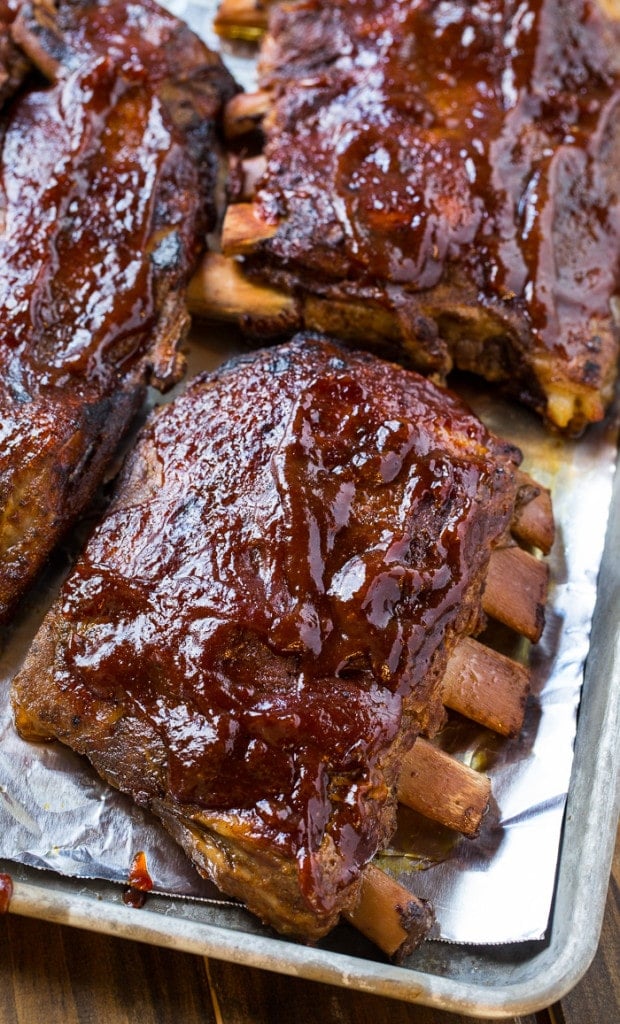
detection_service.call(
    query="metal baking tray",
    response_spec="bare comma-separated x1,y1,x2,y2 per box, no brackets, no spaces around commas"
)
2,413,618,1020
2,0,619,1010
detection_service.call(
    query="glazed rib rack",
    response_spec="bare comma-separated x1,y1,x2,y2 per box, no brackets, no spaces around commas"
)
0,0,236,622
199,0,620,433
11,335,553,958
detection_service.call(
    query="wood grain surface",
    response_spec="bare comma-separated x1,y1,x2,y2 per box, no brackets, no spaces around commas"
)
0,823,617,1024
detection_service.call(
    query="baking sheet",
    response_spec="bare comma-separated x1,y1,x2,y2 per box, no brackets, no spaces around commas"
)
0,0,619,1012
1,455,618,1017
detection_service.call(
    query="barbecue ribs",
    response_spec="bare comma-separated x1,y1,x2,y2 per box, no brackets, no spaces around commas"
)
0,1,29,107
212,0,620,433
0,0,236,622
11,335,540,945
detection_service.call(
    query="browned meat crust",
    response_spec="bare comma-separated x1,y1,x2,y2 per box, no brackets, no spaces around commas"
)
0,1,30,107
0,0,236,622
12,334,523,942
223,0,620,433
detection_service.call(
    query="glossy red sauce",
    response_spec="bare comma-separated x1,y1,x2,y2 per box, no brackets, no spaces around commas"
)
0,0,233,417
0,57,189,397
256,0,619,360
0,873,13,913
122,888,148,909
128,850,154,892
53,338,519,902
0,0,234,618
122,851,153,908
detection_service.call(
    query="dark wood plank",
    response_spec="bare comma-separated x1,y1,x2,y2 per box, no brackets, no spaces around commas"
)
0,916,80,1024
204,958,543,1024
0,915,217,1024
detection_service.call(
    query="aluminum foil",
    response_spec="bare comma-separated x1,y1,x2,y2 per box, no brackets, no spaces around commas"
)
1,0,619,947
381,383,620,943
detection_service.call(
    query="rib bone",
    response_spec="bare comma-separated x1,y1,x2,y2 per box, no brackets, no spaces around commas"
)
512,471,555,554
347,864,434,960
483,546,549,643
397,738,491,837
442,637,530,738
214,0,270,39
187,252,296,326
221,202,278,254
223,89,272,138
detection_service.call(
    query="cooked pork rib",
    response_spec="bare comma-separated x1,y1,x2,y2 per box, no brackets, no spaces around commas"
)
12,335,532,944
0,0,236,622
0,1,30,107
214,0,620,433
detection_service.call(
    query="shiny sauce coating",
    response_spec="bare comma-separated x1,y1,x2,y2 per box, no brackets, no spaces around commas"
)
0,0,209,401
0,0,235,619
0,872,13,914
0,0,235,409
256,0,620,361
0,59,182,396
56,337,519,879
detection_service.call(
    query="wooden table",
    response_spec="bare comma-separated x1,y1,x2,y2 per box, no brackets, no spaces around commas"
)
1,824,617,1024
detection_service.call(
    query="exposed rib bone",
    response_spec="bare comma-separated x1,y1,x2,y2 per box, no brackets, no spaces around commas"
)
187,253,296,325
223,89,272,138
397,738,491,837
221,202,278,254
347,864,434,960
442,636,530,737
483,546,549,643
214,0,270,39
234,154,267,201
188,251,399,349
512,471,555,554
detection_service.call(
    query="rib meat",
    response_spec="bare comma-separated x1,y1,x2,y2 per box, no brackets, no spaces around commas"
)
0,1,30,107
12,334,528,943
218,0,620,433
0,0,236,622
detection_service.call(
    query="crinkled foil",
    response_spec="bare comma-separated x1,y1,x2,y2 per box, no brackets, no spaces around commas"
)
1,0,618,945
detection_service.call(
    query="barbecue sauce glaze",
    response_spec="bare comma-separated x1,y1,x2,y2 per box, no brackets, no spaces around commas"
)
0,0,236,621
255,0,619,373
122,851,154,907
0,58,188,397
50,337,519,909
0,873,13,913
0,0,233,402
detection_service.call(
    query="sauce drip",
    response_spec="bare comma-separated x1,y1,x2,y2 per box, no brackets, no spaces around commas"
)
128,850,154,892
0,873,13,913
122,851,153,908
122,889,148,909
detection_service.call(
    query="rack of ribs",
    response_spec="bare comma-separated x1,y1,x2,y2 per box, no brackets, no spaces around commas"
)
0,0,236,622
198,0,620,433
11,335,553,956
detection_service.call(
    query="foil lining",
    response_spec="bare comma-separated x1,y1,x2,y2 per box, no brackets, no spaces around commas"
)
0,0,619,947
